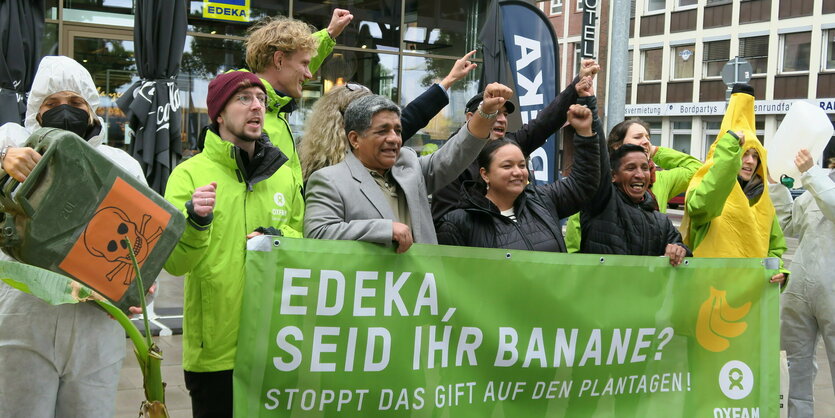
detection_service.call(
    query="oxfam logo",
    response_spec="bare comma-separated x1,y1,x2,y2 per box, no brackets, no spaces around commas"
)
718,360,753,400
273,192,286,207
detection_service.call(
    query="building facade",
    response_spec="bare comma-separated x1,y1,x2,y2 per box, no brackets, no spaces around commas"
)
40,0,491,155
540,0,835,163
616,0,834,160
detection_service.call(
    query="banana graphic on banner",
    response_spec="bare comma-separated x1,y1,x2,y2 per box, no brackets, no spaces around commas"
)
696,287,751,352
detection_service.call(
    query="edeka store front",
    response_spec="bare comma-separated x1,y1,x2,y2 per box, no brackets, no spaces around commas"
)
41,0,490,157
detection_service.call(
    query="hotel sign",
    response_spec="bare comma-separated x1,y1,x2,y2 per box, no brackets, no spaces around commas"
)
581,0,598,58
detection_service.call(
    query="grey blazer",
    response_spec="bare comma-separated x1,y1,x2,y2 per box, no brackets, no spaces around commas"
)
304,125,488,246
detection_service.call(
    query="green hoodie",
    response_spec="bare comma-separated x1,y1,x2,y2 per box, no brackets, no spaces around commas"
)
565,146,701,253
164,128,303,372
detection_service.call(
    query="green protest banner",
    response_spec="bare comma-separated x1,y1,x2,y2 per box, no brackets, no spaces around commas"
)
234,237,778,417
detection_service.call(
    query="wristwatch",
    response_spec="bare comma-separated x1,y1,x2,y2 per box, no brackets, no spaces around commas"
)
477,102,498,119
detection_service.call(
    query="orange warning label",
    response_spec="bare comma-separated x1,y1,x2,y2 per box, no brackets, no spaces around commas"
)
59,177,171,301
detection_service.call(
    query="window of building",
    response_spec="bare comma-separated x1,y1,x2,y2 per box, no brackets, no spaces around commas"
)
550,0,563,14
672,120,692,155
648,120,662,146
780,32,811,73
642,48,663,81
706,0,731,4
627,50,634,83
703,121,721,159
739,36,769,75
703,120,765,159
826,30,835,71
577,0,585,12
574,42,583,77
646,0,665,13
672,45,695,79
678,0,697,7
703,40,729,78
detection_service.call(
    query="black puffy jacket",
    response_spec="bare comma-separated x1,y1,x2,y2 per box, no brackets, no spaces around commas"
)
580,186,691,256
431,76,583,227
436,132,600,251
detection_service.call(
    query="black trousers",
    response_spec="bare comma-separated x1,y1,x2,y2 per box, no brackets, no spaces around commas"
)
184,369,233,418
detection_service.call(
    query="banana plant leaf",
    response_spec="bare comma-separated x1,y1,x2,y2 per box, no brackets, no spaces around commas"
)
0,260,169,417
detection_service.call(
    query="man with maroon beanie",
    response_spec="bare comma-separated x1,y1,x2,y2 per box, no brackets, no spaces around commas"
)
163,71,304,417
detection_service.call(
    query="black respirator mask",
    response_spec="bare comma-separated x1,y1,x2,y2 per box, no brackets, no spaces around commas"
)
40,104,100,140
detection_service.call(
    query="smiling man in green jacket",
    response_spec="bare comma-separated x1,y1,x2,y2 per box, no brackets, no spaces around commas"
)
164,71,304,417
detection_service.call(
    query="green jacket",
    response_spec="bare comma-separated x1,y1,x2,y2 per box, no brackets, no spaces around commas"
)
237,29,335,220
164,128,303,372
565,146,701,253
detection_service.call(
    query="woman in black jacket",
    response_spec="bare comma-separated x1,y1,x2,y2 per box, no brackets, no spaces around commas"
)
436,104,600,251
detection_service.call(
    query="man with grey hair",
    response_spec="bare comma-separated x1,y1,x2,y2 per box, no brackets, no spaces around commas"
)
304,84,513,252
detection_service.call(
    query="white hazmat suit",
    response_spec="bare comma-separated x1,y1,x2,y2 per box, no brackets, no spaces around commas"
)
771,165,835,418
0,56,145,417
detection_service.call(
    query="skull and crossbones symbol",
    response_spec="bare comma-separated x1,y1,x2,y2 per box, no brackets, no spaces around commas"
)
83,207,162,285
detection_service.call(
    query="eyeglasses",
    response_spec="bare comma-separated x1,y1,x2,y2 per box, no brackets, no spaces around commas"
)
235,93,267,107
345,83,371,93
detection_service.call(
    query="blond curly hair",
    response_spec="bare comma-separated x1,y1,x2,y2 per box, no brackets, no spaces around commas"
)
299,85,372,181
246,16,320,73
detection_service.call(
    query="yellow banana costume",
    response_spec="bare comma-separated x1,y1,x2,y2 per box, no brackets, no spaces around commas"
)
682,85,787,262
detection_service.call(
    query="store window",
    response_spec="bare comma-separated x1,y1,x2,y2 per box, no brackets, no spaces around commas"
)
642,48,663,81
400,55,478,147
71,33,137,150
43,22,59,57
826,30,835,71
702,40,729,78
780,32,811,73
739,36,769,75
63,0,134,27
46,0,59,19
646,0,665,13
292,51,400,141
672,45,695,80
295,0,400,51
179,36,247,152
672,120,692,155
550,0,563,15
402,0,488,56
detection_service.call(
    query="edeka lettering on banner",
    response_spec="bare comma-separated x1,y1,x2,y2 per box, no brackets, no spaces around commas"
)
233,237,779,417
500,2,560,185
202,0,250,22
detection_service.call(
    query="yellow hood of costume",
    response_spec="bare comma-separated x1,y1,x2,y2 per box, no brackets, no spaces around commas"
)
684,89,775,257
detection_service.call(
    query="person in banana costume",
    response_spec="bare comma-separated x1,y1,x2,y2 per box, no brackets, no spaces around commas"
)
681,83,788,285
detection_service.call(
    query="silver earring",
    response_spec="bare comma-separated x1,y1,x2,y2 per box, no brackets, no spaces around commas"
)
485,182,490,191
